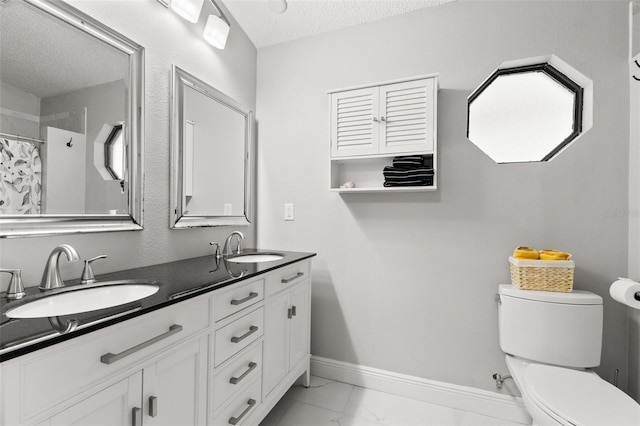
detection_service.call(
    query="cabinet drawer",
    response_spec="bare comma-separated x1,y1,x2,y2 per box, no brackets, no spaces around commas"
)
212,342,262,413
15,296,210,421
214,278,264,322
211,378,261,426
214,307,263,367
265,261,310,297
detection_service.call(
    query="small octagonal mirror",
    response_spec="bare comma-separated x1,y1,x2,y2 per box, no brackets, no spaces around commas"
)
467,54,592,163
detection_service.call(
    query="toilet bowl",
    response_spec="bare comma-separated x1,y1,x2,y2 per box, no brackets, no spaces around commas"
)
505,355,640,426
497,284,640,425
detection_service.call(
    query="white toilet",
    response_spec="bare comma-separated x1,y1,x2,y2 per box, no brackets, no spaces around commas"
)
497,284,640,425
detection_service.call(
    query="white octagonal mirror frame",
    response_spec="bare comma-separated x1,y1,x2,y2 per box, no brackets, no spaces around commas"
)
467,54,593,163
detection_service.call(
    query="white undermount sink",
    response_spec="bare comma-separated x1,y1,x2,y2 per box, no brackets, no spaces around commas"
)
226,253,284,263
5,281,159,319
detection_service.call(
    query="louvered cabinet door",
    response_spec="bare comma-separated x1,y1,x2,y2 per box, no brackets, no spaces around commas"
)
379,78,435,155
330,87,379,157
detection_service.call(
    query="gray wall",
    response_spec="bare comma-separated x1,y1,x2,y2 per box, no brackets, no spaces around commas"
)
0,0,257,287
256,0,631,393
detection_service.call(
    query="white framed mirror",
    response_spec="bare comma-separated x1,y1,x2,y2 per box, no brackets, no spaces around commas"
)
467,54,592,163
0,0,144,237
170,65,252,228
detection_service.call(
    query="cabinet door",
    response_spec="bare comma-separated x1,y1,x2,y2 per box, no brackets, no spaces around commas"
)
143,336,208,426
331,87,379,158
379,78,435,155
263,292,291,397
48,372,142,426
289,282,310,369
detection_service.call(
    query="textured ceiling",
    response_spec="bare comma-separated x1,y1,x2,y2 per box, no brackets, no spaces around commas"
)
0,0,128,100
221,0,455,48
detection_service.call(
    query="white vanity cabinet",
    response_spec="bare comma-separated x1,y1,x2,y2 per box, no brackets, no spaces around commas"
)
329,75,439,192
0,256,313,426
1,295,210,426
35,336,208,426
263,262,311,398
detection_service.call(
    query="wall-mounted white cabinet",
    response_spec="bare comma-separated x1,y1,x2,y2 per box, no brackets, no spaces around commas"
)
329,75,439,193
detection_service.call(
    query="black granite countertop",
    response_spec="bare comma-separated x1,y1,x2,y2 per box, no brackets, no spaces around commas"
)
0,249,315,362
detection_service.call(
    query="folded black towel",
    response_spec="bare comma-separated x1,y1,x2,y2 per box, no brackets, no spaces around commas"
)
383,166,434,177
383,177,433,187
392,155,425,169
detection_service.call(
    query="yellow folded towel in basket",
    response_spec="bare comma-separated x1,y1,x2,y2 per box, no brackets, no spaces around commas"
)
513,247,540,259
539,249,571,260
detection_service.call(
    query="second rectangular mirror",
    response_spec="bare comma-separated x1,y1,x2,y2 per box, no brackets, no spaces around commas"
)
170,65,252,228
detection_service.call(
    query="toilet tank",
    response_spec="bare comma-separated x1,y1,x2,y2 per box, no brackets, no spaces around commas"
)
498,285,603,368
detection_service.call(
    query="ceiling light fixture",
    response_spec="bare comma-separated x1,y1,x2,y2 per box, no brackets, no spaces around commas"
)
170,0,205,23
160,0,231,50
203,0,230,49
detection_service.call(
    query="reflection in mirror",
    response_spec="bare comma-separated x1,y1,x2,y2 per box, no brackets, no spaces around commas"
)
170,66,251,228
467,54,592,163
0,0,144,237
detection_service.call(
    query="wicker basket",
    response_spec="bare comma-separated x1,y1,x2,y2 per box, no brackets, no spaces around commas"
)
508,256,574,292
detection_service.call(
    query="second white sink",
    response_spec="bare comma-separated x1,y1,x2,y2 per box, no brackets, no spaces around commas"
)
5,281,159,319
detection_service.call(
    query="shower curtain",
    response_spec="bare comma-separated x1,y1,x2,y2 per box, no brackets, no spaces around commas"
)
0,138,42,214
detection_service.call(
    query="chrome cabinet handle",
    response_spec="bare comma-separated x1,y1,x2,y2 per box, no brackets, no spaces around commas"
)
132,407,142,426
228,399,256,425
230,325,258,343
149,396,158,418
281,272,304,284
230,292,259,306
100,324,183,364
380,116,386,122
229,362,257,385
287,306,297,319
372,117,379,122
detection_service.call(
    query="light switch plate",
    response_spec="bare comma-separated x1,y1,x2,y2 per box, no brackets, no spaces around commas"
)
284,203,294,221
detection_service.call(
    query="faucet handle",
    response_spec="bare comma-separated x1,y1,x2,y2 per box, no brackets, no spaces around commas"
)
81,255,107,284
209,242,221,259
0,269,26,300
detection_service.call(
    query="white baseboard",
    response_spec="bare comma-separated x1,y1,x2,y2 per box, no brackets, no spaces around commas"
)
310,355,531,425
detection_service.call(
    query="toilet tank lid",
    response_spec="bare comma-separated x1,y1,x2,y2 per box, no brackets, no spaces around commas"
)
498,284,602,305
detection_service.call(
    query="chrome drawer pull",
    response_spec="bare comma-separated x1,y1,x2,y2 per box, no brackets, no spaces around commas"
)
229,362,257,385
230,292,259,306
228,399,256,425
100,324,183,365
230,325,258,343
287,307,293,319
281,272,304,284
132,407,142,426
292,305,297,317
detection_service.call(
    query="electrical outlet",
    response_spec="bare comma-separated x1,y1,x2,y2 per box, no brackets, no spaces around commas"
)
284,203,295,221
224,204,232,215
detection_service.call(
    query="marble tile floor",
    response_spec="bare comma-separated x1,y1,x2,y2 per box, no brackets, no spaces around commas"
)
259,376,525,426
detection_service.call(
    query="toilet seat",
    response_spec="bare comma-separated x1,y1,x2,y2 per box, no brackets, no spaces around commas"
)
524,363,640,426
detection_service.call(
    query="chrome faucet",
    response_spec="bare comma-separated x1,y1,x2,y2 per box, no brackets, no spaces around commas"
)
39,244,80,291
223,231,244,256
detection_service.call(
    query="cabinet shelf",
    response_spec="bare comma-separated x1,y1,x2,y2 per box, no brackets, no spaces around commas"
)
331,186,437,194
330,153,436,193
